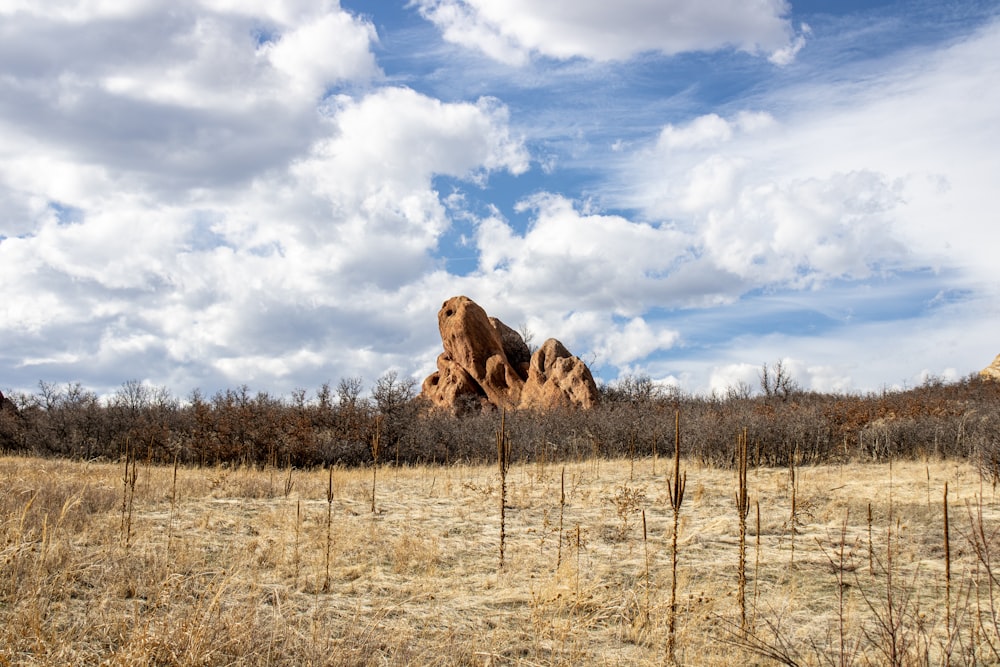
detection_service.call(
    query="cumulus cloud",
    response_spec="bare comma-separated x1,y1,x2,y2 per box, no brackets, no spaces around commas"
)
474,193,691,315
414,0,803,64
0,0,379,197
592,318,680,367
0,2,530,396
621,17,1000,298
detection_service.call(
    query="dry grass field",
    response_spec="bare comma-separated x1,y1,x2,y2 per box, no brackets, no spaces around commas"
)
3,451,1000,665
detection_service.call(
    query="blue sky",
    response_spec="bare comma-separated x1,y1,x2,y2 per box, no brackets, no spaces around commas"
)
1,0,998,400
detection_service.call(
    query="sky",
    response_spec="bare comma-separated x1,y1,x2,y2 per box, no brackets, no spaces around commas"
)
1,0,998,401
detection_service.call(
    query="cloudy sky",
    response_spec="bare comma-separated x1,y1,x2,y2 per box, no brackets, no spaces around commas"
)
2,0,998,400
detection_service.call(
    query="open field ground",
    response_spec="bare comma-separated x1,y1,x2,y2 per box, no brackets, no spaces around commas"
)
3,453,1000,665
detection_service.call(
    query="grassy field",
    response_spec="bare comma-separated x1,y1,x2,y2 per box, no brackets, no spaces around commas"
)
2,451,999,665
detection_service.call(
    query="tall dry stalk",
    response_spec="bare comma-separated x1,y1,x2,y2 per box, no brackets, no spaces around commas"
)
667,409,687,660
736,427,751,633
371,416,382,514
556,466,566,570
294,499,302,587
944,481,951,635
119,438,138,549
867,502,875,579
788,443,798,566
835,511,851,667
754,499,761,627
322,465,334,593
574,523,584,603
652,428,659,475
497,408,512,571
628,430,636,481
167,453,179,554
642,509,651,626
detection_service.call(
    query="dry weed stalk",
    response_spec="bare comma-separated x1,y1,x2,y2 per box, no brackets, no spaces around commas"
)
788,443,798,566
497,408,512,571
167,452,179,554
556,466,566,570
628,430,636,481
667,409,687,660
652,428,659,476
867,502,875,579
943,481,951,636
322,465,334,593
857,522,918,667
119,438,139,549
754,499,761,627
371,416,382,514
826,511,856,667
294,498,302,587
642,509,651,627
736,427,751,633
573,523,586,603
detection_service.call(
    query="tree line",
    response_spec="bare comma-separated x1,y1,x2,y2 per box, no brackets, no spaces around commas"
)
2,368,999,474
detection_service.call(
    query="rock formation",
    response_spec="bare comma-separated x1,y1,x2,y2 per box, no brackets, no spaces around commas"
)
520,339,599,410
420,296,599,412
981,354,1000,382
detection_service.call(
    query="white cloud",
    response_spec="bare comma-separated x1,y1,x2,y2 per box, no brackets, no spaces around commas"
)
621,19,1000,295
474,193,690,315
38,97,512,386
415,0,802,64
768,23,810,65
593,318,680,367
0,1,381,203
708,362,759,396
658,113,732,150
264,10,380,98
0,0,529,395
298,89,528,200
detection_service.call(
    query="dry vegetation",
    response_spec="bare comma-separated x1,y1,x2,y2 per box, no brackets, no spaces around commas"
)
4,449,1000,665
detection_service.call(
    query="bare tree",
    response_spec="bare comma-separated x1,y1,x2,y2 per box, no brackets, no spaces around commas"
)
760,360,800,401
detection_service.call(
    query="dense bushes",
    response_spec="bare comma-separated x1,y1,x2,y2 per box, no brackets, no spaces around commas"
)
1,372,998,470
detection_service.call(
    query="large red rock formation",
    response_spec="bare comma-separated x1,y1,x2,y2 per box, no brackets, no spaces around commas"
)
420,296,598,412
521,338,599,410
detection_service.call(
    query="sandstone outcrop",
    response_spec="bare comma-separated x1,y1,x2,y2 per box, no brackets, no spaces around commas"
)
981,354,1000,382
420,296,598,412
521,339,599,410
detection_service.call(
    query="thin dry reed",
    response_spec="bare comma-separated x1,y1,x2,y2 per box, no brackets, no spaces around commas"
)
119,439,138,549
642,509,651,626
322,465,334,593
557,466,566,570
735,427,750,633
167,452,179,554
667,409,686,660
497,408,512,572
371,416,381,514
944,481,951,635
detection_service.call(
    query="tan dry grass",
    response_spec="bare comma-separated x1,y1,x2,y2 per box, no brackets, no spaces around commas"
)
0,454,997,665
